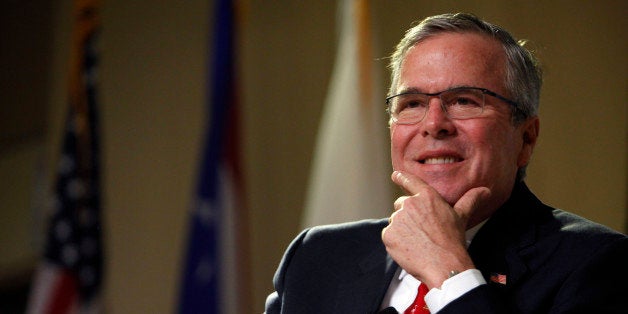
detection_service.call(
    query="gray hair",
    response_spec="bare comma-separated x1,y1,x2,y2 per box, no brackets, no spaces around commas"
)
388,13,542,180
388,13,542,124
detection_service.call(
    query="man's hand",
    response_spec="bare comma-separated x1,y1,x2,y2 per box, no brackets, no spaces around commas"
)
381,171,491,289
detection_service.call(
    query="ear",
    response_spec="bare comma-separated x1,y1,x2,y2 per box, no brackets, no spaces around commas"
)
517,117,540,167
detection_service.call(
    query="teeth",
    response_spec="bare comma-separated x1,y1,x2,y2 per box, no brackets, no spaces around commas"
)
423,157,458,164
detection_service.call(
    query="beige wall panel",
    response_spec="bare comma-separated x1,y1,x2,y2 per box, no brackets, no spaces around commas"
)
0,0,624,313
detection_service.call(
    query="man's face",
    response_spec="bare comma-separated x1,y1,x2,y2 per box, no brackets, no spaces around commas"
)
390,32,537,217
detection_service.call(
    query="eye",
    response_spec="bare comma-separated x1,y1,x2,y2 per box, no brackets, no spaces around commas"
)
405,99,422,108
444,89,484,107
398,95,428,111
453,96,480,106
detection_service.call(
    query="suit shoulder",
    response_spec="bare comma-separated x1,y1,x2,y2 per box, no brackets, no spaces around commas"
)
304,218,389,242
540,209,627,265
282,218,389,265
273,218,389,284
551,209,626,241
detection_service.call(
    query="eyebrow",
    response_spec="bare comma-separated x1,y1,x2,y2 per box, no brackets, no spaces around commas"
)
394,86,424,95
393,85,475,96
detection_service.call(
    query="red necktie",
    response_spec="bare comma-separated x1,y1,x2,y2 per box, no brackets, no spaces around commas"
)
404,283,430,314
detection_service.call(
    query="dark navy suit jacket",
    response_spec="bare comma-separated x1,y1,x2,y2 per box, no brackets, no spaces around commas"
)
265,183,628,313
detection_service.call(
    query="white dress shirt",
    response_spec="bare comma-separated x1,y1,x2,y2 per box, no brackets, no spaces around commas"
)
380,221,487,313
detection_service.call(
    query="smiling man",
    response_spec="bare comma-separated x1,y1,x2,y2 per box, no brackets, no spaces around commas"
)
265,13,627,313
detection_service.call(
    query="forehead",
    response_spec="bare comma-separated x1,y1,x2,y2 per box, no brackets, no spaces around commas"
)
398,32,507,93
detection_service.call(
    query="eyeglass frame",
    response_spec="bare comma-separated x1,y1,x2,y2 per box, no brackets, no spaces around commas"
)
385,86,519,125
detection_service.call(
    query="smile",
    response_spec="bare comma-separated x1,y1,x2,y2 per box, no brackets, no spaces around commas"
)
420,156,461,164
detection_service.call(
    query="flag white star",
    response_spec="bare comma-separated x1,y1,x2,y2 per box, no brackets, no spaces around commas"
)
196,200,216,226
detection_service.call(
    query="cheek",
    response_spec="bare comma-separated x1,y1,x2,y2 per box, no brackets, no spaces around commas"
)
482,125,522,166
390,125,409,166
466,121,518,163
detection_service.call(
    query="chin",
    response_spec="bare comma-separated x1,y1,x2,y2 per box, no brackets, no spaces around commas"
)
423,180,467,205
437,190,465,206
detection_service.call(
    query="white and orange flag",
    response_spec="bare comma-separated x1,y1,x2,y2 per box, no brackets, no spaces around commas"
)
302,0,391,228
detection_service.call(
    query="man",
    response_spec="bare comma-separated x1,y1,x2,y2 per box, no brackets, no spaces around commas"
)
265,13,627,313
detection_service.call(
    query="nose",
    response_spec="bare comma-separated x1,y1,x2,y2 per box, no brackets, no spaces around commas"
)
419,98,456,138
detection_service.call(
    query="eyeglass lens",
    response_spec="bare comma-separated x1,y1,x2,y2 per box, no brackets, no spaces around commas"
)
389,88,485,124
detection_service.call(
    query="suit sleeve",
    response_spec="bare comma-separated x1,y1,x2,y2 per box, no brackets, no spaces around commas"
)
438,236,628,314
264,229,310,314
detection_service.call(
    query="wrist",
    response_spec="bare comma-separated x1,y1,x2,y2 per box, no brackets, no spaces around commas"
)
448,270,461,278
424,269,487,313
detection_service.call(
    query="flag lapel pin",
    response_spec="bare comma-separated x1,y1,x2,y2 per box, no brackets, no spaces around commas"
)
490,272,507,285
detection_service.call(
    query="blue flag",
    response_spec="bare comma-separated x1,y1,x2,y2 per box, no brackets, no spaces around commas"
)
178,0,249,312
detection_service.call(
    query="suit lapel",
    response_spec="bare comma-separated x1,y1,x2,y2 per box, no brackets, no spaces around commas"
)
333,240,398,313
469,182,554,289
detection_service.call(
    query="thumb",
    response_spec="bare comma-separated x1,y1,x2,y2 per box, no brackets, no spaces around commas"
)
453,187,491,226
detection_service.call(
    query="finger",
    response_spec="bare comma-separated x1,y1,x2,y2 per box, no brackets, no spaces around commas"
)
391,171,429,195
388,209,398,224
453,186,491,224
387,207,405,227
393,196,409,211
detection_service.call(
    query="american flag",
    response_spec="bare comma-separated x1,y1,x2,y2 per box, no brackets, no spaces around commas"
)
27,1,103,313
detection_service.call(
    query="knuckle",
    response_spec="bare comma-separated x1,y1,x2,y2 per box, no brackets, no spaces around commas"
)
381,227,392,244
394,196,408,209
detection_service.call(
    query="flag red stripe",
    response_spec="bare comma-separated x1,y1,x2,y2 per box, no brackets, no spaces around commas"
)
46,271,78,314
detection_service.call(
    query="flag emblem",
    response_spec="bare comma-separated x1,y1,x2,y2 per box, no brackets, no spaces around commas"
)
490,273,507,285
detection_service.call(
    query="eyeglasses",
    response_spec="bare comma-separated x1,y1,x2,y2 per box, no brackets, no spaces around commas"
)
386,87,518,125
